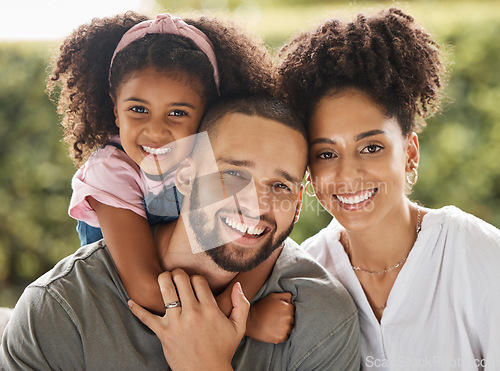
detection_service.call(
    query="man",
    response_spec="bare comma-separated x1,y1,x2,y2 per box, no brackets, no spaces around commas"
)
1,95,360,370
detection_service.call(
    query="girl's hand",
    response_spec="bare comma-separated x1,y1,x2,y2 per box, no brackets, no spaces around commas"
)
129,269,250,371
245,292,295,344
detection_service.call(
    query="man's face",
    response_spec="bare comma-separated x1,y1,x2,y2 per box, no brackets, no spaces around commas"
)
186,113,307,272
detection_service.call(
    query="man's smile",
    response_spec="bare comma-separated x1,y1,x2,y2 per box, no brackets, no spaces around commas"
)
220,215,271,246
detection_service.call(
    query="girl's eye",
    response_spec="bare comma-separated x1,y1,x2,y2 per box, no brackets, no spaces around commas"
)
169,110,188,117
361,144,383,154
130,106,148,114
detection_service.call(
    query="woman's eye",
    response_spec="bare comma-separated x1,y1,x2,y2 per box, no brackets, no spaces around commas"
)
361,144,383,154
317,151,336,159
169,110,188,117
130,106,148,114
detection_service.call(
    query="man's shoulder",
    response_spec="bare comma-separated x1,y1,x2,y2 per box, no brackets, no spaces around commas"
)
1,241,166,370
248,238,360,370
278,238,344,285
273,238,357,318
30,240,111,291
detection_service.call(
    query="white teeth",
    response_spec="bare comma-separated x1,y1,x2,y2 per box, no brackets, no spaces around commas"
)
247,226,259,235
142,145,172,155
223,217,265,236
337,189,376,205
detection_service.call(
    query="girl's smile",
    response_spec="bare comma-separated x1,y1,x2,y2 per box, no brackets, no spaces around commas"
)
114,68,205,174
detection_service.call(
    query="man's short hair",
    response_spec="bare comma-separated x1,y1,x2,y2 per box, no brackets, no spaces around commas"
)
199,94,308,142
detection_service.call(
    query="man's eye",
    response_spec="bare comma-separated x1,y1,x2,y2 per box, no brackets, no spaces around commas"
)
224,170,243,178
274,183,291,192
361,144,383,154
169,110,188,117
130,106,148,114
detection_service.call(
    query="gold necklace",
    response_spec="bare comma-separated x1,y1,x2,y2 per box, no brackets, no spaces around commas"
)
350,208,421,276
347,207,422,314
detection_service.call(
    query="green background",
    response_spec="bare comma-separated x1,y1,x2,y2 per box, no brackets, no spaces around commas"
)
1,0,499,306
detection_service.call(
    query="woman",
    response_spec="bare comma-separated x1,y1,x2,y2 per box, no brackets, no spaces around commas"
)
279,8,500,370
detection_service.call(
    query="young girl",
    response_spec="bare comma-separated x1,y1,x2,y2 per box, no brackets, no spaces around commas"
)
279,8,500,369
48,12,293,343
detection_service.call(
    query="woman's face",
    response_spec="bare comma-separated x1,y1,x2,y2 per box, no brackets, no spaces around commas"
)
308,90,419,232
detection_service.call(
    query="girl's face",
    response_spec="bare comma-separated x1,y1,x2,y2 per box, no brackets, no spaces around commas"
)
114,68,205,175
308,90,419,232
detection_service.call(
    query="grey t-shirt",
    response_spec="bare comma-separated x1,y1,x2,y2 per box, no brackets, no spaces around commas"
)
1,238,360,370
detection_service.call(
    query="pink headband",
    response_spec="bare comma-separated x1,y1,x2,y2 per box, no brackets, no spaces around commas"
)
110,13,220,90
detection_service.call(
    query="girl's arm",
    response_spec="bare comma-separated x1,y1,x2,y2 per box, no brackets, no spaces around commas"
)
88,197,165,314
216,246,295,344
215,247,282,316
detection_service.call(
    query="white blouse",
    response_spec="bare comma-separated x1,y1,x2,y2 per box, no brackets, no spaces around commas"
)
301,206,500,370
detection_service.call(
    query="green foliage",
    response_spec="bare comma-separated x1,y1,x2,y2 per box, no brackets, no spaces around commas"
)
1,1,500,305
415,19,500,227
0,42,79,306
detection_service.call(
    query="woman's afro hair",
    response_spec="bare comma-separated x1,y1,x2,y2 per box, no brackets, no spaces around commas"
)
278,8,446,135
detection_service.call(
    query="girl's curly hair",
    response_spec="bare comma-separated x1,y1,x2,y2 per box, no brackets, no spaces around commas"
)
48,12,275,166
278,8,446,136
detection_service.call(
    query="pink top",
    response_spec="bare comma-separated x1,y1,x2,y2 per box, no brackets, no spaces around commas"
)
69,136,174,227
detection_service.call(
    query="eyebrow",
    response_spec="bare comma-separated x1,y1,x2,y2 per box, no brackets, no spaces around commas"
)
276,170,302,185
310,138,335,146
123,97,197,109
217,157,255,168
355,129,385,141
217,157,302,185
310,129,386,146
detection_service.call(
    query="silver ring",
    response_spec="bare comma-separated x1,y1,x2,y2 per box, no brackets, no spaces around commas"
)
164,301,181,309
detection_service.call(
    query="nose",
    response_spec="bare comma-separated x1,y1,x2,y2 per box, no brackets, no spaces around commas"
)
335,156,363,188
144,117,171,141
229,179,266,221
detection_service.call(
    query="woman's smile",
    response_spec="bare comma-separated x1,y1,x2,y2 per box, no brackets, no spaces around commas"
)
308,90,417,230
335,188,378,209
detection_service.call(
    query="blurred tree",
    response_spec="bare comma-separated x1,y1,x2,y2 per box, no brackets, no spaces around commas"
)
0,43,79,305
159,0,351,11
414,20,500,227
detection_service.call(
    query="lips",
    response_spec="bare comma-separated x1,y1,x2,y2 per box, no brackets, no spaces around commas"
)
336,188,377,205
223,216,266,236
334,188,377,210
141,145,172,156
219,215,271,247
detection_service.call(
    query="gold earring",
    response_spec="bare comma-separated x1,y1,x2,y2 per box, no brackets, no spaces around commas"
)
305,180,316,197
406,167,418,186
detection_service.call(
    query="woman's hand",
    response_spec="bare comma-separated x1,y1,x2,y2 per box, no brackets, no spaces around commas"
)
129,269,250,371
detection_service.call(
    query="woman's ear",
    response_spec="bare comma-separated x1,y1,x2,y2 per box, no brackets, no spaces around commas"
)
406,132,420,171
294,186,304,224
175,158,195,196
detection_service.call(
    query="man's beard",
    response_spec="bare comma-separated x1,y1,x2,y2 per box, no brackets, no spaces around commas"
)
188,177,294,272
